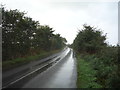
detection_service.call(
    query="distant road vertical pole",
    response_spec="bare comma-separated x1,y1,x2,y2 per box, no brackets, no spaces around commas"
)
0,4,2,90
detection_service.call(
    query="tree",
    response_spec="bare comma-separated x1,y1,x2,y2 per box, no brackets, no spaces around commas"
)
2,7,39,60
73,24,107,54
50,34,65,50
2,7,66,61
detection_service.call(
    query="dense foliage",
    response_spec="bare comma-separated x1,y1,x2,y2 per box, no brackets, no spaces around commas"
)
77,56,102,88
73,24,120,88
2,7,66,61
73,24,107,54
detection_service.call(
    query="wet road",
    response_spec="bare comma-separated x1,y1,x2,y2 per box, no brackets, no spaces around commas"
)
3,47,77,88
23,48,77,88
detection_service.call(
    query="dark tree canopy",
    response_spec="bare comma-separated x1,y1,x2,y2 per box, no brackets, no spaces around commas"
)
2,7,66,61
73,24,107,54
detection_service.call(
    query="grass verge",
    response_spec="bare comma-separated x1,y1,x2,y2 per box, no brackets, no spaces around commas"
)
77,55,102,88
3,49,62,71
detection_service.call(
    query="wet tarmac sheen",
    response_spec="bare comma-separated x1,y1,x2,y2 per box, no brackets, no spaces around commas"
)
23,48,77,88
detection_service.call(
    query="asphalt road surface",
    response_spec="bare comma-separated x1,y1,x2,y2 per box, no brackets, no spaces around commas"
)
3,47,77,88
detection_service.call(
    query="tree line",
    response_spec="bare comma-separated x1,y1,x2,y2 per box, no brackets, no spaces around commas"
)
2,7,67,61
72,24,120,88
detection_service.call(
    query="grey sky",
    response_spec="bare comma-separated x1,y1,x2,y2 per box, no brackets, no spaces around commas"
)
1,0,118,45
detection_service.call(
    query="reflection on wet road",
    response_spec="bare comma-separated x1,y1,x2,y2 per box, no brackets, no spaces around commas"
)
23,48,77,88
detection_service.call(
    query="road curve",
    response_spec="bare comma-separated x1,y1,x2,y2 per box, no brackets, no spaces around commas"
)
23,48,77,88
3,47,77,88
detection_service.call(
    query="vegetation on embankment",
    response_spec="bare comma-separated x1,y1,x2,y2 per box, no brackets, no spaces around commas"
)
72,24,120,88
77,55,102,88
3,48,62,70
2,7,67,70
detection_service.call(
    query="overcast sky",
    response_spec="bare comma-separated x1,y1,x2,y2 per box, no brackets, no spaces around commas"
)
1,0,118,45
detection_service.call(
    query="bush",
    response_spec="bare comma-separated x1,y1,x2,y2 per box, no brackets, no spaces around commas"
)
77,55,102,88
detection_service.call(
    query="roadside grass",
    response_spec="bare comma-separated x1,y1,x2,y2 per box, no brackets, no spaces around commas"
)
77,55,102,88
3,49,62,70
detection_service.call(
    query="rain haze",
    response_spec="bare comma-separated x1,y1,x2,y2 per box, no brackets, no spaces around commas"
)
1,0,118,45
